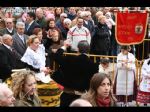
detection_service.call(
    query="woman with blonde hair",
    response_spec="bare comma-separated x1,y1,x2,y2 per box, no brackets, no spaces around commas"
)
11,70,41,107
81,72,117,107
21,35,52,83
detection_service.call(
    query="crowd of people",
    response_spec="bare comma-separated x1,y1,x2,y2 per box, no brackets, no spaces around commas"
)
0,7,150,107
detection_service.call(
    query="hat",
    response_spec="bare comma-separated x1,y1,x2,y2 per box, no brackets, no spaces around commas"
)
60,13,67,17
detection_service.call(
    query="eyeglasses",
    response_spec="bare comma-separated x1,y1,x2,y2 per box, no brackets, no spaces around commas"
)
63,17,67,18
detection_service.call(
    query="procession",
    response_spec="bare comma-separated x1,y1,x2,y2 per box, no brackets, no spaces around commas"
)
0,7,150,107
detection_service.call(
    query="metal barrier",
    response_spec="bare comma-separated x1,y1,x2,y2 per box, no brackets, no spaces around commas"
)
52,52,146,86
140,39,150,60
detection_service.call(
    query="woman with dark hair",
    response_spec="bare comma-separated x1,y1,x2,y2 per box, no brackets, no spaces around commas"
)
44,18,63,40
54,7,64,23
46,19,57,31
48,29,64,68
136,53,150,106
81,72,117,107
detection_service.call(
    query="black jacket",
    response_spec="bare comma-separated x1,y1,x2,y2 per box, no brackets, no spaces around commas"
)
0,44,16,81
25,21,40,36
51,48,99,91
90,23,111,54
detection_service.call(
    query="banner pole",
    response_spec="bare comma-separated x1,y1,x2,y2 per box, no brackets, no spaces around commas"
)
125,62,128,106
125,52,129,107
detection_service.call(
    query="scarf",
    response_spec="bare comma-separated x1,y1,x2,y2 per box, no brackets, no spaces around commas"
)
96,97,111,107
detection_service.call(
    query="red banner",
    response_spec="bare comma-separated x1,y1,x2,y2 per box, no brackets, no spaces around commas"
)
115,12,149,45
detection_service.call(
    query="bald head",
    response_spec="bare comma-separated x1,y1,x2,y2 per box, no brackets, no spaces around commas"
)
0,83,15,107
5,18,13,23
4,18,14,29
2,34,13,46
69,99,92,107
0,83,11,100
36,8,44,19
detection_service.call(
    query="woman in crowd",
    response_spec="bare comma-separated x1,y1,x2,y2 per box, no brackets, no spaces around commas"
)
20,34,62,107
32,28,51,67
21,35,51,83
48,29,64,68
136,53,150,106
11,70,41,107
90,15,111,56
105,12,115,30
81,72,117,107
54,7,64,23
45,18,62,39
113,45,137,106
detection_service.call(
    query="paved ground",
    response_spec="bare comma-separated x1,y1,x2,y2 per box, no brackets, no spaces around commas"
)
116,101,150,107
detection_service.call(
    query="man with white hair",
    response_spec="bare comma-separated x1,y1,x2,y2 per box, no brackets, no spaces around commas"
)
0,34,17,82
0,18,16,36
61,18,72,39
12,21,29,69
56,13,67,34
0,83,15,106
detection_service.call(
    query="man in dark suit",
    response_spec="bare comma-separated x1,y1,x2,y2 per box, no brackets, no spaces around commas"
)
24,12,40,36
0,18,16,36
82,11,95,38
51,40,99,106
12,21,29,69
0,34,17,82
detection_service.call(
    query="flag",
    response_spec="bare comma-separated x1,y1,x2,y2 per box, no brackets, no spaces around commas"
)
115,12,149,45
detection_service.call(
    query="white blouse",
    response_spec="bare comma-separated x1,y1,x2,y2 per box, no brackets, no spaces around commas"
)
21,45,46,69
21,45,51,83
139,58,150,92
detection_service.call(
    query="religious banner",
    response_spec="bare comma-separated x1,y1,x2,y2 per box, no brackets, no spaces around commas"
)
115,12,149,45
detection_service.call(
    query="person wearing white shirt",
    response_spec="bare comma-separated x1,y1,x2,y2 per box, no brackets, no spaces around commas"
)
99,58,114,81
21,35,52,83
113,45,137,106
0,18,16,36
67,17,91,52
137,55,150,106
